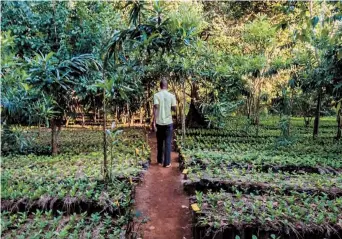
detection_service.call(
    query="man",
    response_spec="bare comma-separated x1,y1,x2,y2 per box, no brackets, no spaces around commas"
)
153,78,177,168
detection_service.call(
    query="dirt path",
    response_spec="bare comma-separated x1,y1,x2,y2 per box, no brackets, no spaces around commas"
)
135,133,191,239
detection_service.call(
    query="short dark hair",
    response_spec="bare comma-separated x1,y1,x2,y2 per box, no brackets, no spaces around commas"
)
160,78,168,88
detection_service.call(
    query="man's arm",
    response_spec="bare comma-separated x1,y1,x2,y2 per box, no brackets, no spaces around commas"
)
153,104,158,131
153,94,159,132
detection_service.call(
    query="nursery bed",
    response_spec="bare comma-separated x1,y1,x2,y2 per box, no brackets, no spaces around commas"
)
190,192,342,239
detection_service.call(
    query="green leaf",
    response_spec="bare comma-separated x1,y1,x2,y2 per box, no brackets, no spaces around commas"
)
337,50,342,61
311,16,319,28
46,52,54,62
235,236,241,239
21,83,31,91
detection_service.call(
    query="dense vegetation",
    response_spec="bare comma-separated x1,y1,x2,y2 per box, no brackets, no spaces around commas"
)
178,118,342,238
2,1,341,154
1,1,341,239
1,128,150,238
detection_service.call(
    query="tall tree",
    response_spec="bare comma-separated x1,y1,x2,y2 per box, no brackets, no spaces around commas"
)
292,1,342,139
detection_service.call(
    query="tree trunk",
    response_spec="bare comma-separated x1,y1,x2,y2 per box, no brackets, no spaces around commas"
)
102,88,107,180
179,102,182,127
304,117,309,128
182,79,186,141
146,84,151,119
255,100,260,137
51,119,59,156
38,120,41,138
246,93,252,119
178,93,183,124
175,102,178,125
82,113,85,127
185,81,206,127
127,104,131,127
93,98,96,123
337,108,341,140
130,113,134,126
254,79,262,137
116,106,120,122
102,62,108,180
65,117,70,127
310,0,322,140
170,80,180,125
57,123,62,146
140,107,143,124
313,88,322,139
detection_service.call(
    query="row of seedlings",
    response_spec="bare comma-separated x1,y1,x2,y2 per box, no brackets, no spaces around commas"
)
177,127,342,239
1,128,151,238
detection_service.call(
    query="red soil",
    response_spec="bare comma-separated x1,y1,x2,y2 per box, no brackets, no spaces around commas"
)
135,133,192,239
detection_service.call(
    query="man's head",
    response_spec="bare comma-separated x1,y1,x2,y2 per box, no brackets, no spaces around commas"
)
160,78,168,89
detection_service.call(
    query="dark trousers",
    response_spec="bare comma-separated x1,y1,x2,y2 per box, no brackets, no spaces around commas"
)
156,124,173,166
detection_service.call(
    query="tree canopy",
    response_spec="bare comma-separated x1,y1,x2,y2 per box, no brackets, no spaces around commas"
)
1,0,341,156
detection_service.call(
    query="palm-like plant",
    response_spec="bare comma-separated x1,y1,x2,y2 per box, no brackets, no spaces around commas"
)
125,0,147,26
26,52,98,155
99,1,207,177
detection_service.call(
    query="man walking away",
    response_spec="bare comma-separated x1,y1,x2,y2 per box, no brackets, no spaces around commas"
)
153,78,177,168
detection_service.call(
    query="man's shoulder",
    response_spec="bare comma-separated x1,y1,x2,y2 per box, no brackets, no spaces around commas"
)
154,91,162,97
167,91,175,97
155,90,175,97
